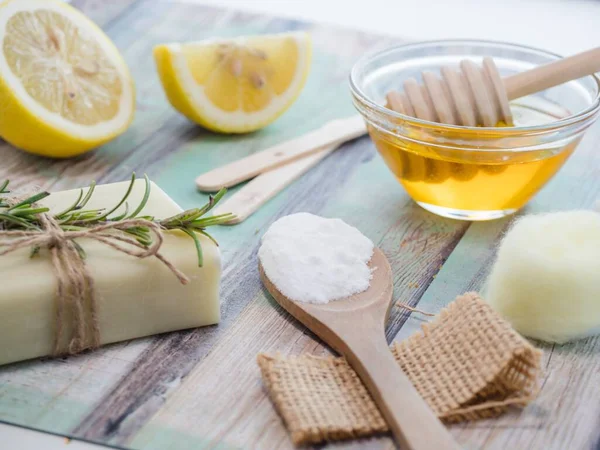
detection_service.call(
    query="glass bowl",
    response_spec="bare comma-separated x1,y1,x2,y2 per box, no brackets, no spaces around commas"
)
350,40,600,221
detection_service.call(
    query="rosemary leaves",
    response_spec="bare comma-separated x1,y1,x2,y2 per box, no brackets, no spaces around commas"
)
0,173,234,266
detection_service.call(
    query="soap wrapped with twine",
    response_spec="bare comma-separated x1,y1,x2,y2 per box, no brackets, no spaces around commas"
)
0,175,233,357
0,212,184,355
258,293,542,446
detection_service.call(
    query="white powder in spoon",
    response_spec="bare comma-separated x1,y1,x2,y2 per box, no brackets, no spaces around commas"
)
258,213,374,304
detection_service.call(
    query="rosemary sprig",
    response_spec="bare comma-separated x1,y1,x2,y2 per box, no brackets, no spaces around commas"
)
159,189,234,266
0,174,235,266
0,189,51,230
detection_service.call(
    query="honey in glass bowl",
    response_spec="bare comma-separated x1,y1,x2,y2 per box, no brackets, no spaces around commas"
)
350,41,600,220
372,101,577,218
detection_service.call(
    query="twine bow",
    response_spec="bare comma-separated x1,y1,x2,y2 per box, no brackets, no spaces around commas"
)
0,213,189,355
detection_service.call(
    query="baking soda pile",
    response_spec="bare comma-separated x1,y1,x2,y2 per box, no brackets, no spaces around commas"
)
258,213,374,304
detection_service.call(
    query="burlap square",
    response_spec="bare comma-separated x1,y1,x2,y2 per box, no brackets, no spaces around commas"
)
257,292,542,446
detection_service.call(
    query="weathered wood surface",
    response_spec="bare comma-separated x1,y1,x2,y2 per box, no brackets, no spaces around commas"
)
0,1,599,449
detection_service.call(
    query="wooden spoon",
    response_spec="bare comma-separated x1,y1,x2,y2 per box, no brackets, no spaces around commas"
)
260,248,460,449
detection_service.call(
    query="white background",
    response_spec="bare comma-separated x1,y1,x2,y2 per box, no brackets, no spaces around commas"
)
189,0,600,55
3,0,600,448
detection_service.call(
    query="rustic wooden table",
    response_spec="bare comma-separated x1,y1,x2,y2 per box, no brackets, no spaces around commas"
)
1,1,599,449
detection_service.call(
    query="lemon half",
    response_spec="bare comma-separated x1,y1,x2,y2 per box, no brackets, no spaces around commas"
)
154,32,312,133
0,0,134,158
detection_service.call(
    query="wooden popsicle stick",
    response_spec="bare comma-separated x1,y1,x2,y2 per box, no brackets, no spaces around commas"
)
213,145,337,224
196,115,366,192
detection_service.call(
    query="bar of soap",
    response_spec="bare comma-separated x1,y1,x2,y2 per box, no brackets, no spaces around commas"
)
0,180,221,365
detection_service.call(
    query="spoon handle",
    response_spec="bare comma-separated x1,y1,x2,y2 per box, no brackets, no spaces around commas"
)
341,329,460,450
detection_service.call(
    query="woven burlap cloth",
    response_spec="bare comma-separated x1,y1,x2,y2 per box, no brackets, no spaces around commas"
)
257,292,542,446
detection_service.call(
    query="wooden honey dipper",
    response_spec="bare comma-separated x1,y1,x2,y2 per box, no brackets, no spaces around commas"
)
386,47,600,126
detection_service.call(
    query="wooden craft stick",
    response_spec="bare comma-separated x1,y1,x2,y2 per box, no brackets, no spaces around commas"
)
213,145,337,224
196,115,366,192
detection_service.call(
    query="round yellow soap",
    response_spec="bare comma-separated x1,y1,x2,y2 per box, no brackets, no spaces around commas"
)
485,210,600,343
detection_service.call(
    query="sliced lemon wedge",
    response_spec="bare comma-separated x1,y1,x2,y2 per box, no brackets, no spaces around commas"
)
154,32,312,133
0,0,134,158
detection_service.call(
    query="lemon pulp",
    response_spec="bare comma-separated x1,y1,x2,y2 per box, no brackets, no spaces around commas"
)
154,32,311,133
4,9,122,125
0,0,134,158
